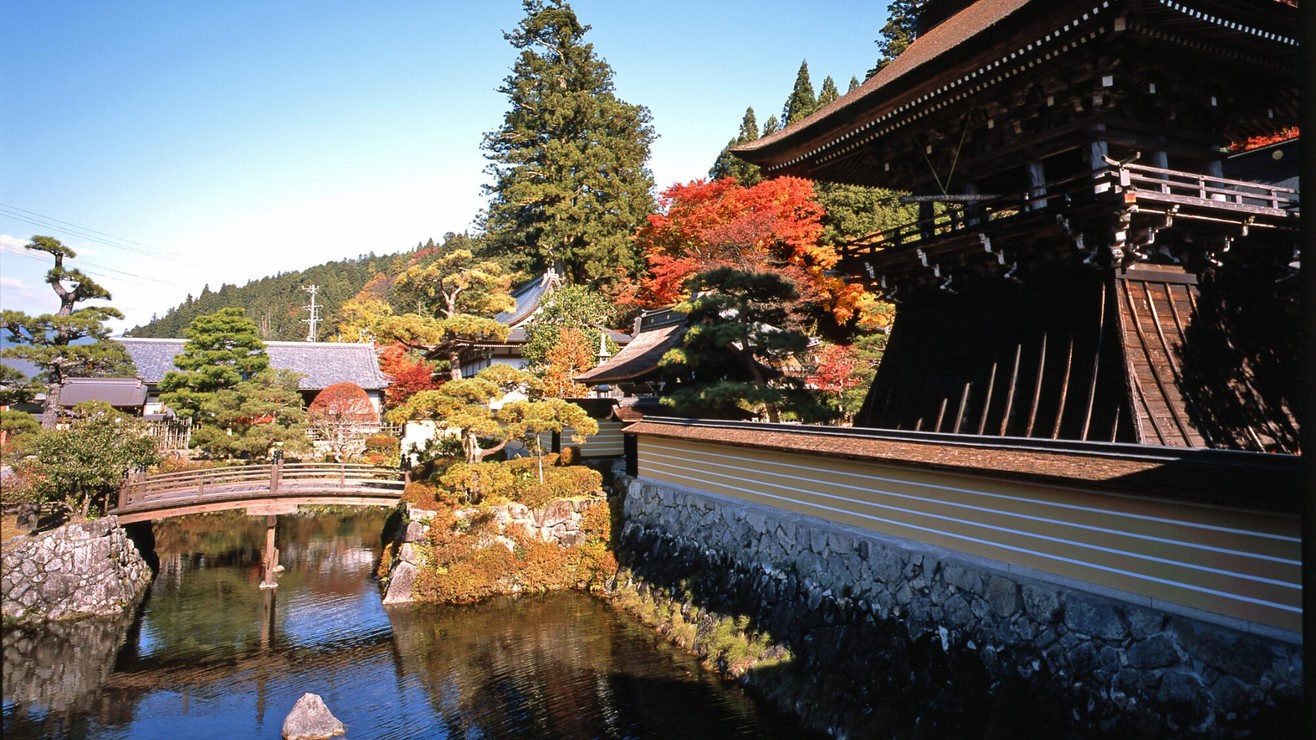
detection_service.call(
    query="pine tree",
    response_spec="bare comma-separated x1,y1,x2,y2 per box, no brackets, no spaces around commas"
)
761,115,781,136
709,106,763,185
848,76,861,93
817,76,840,108
781,60,817,126
159,308,270,420
481,0,657,289
867,0,926,78
0,236,135,427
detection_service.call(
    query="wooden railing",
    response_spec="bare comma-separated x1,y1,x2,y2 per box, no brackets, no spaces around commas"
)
837,163,1299,266
1108,159,1300,214
116,460,405,512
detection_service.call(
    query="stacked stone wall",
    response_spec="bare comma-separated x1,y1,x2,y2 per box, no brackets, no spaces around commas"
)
618,477,1302,737
2,517,153,626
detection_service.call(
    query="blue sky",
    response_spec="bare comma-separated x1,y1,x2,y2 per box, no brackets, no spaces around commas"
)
1,1,887,332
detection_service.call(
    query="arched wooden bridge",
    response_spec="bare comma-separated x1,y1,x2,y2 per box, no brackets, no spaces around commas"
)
110,461,407,524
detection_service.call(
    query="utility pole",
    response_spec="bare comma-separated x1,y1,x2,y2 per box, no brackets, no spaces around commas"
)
301,285,321,342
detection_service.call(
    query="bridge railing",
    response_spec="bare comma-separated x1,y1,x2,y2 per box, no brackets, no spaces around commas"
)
118,461,405,510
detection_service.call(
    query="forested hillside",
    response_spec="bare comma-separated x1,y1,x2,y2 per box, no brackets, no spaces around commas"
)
125,246,432,341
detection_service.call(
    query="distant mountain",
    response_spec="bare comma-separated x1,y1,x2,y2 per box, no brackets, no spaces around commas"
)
126,248,425,341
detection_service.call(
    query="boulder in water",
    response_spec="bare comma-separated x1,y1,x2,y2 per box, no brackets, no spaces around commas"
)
282,692,345,739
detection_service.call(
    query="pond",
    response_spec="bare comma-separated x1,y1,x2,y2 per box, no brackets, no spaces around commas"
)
3,509,808,738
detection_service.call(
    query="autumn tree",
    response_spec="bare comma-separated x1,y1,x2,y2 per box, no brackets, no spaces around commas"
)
378,344,442,406
329,297,393,343
1,236,135,427
189,368,310,460
540,328,593,399
709,107,764,185
377,249,515,380
482,0,657,287
808,342,882,424
159,308,269,420
662,268,831,423
633,177,871,332
307,382,379,462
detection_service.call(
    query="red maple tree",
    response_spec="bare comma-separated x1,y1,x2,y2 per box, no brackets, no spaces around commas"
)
630,177,869,325
378,343,442,407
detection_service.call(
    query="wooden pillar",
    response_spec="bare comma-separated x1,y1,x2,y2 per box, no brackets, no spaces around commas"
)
964,182,982,227
1149,151,1170,193
1207,160,1226,201
1027,160,1046,211
918,201,935,239
260,515,279,589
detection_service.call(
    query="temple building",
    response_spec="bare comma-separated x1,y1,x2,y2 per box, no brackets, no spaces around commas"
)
735,0,1300,452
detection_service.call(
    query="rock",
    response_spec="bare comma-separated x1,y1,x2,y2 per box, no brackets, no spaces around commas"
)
1063,597,1127,641
382,561,417,605
985,575,1021,617
1127,633,1179,669
282,692,346,740
1021,584,1062,624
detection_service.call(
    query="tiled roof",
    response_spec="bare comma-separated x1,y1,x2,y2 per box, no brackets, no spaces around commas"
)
496,271,562,327
575,321,685,384
115,338,389,390
58,377,148,408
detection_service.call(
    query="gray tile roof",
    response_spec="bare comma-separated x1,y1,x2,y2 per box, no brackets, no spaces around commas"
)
115,338,390,390
59,377,148,408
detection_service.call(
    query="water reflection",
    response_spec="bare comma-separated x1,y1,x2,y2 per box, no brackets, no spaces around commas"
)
4,509,806,738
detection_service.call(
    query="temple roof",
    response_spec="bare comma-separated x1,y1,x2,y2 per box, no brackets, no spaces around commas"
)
734,0,1299,187
115,338,390,391
575,310,686,385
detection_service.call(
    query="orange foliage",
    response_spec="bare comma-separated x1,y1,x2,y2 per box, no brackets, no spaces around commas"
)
308,382,377,423
1230,126,1299,152
632,177,865,323
379,343,442,406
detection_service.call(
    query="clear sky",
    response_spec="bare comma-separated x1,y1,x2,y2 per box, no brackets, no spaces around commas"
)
1,1,888,332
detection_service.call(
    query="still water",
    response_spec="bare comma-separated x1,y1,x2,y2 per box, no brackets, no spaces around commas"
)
3,510,806,738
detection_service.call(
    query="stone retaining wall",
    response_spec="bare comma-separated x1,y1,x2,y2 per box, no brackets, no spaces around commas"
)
618,476,1302,737
2,517,153,626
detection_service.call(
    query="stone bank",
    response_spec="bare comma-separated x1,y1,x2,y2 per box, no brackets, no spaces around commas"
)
616,476,1302,737
2,517,152,626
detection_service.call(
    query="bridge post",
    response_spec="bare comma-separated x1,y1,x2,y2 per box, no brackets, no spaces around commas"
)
259,515,280,589
270,456,283,494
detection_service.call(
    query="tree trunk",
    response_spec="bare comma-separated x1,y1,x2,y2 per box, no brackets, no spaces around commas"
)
41,383,61,429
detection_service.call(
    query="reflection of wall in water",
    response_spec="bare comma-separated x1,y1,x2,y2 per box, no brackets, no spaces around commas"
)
2,614,136,716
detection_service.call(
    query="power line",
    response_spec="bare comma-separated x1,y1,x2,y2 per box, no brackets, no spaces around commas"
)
0,243,189,289
0,203,200,266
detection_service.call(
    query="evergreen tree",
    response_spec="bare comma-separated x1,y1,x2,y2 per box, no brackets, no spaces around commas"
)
867,0,926,78
661,267,831,423
159,308,269,420
189,368,310,460
0,236,135,427
817,76,840,108
781,60,817,126
761,114,781,136
481,0,657,288
709,107,764,185
848,76,861,93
